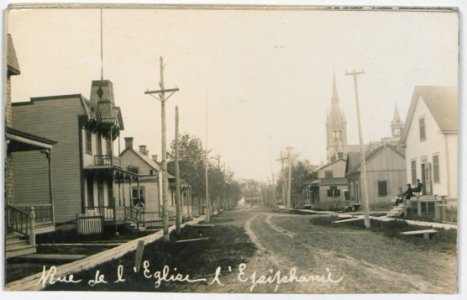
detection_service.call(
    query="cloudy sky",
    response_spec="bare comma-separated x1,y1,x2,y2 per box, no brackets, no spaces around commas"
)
6,6,458,181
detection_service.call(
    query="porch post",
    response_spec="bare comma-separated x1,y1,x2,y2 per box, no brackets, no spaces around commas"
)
129,176,133,207
112,170,117,225
29,207,36,245
46,150,55,224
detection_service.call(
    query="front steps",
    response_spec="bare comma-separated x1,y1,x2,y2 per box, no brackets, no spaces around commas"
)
386,203,405,217
6,232,36,259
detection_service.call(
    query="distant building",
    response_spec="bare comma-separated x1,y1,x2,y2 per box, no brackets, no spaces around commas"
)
345,144,406,210
326,73,361,162
399,86,458,206
12,80,139,225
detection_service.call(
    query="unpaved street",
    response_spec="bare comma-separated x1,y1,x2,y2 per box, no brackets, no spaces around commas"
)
184,207,457,294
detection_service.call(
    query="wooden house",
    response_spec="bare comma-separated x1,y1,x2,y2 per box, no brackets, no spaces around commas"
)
345,144,406,210
311,159,349,210
119,137,193,222
5,34,56,257
11,80,140,226
400,86,458,207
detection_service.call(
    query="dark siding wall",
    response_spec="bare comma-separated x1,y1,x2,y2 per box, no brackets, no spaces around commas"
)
12,97,85,223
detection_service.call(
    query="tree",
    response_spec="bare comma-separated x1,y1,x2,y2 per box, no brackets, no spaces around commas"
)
168,133,242,209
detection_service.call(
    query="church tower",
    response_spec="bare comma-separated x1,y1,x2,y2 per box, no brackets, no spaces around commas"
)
391,103,403,139
326,73,348,162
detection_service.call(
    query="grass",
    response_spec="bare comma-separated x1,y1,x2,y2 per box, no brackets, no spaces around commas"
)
310,216,457,253
43,224,256,291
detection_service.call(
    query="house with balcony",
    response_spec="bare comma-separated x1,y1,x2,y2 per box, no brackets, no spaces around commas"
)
399,86,458,209
119,137,193,227
5,34,57,258
11,79,140,229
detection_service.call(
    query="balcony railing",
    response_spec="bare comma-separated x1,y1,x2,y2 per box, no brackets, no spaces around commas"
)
94,155,121,167
85,206,115,220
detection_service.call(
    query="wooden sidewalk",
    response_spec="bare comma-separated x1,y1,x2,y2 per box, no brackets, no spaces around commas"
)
6,215,206,291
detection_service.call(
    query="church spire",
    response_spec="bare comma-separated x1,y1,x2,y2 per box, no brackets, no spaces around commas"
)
393,102,401,122
331,71,339,108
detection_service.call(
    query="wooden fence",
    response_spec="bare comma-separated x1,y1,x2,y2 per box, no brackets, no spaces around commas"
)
77,213,104,235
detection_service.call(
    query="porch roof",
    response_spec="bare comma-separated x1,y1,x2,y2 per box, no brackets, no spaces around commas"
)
83,165,139,179
6,127,56,152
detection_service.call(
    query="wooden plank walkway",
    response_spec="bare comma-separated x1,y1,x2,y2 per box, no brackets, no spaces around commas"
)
39,243,123,247
332,215,457,230
14,254,87,263
6,216,206,291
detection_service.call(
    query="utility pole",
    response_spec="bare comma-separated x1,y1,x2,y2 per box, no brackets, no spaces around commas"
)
276,153,287,208
345,70,370,229
174,106,181,234
286,147,293,209
204,96,211,222
144,57,179,241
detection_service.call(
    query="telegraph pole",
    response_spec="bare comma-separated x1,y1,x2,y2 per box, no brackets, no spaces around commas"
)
174,106,181,234
144,57,179,241
345,70,371,228
204,96,211,222
276,153,287,208
286,147,293,209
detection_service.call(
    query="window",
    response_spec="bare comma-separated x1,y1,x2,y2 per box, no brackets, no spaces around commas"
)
325,171,333,178
419,117,426,141
85,130,92,154
333,130,341,138
86,176,94,208
433,155,440,183
149,170,154,175
337,152,344,159
132,187,145,206
377,180,388,197
96,133,102,155
411,160,417,186
327,186,340,198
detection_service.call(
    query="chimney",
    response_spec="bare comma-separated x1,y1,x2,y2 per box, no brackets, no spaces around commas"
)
152,155,158,163
139,145,148,155
124,137,133,150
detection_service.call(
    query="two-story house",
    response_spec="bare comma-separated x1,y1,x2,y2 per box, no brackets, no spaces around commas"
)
11,80,139,227
400,86,458,207
6,34,56,257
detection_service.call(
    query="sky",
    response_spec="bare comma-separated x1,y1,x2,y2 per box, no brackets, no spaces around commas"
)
6,6,458,181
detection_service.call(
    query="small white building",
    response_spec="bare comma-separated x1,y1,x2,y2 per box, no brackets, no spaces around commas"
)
400,86,458,206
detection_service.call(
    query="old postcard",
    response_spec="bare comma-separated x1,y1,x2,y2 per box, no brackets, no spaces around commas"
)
2,2,460,297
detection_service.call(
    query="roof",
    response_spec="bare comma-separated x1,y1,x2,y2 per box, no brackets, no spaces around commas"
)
317,158,346,171
345,144,405,175
6,126,56,151
12,93,91,118
400,86,458,143
7,34,20,76
120,147,174,179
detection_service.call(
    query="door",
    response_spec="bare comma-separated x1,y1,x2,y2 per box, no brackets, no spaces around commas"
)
425,163,433,196
98,179,104,216
421,160,427,195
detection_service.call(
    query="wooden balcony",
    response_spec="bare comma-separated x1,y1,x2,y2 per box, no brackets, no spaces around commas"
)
94,155,121,167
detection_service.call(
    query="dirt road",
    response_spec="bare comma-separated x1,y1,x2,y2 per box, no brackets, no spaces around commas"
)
187,207,457,294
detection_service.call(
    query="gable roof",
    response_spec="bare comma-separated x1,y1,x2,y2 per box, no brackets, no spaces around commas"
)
120,147,176,178
345,144,405,175
400,86,458,143
7,34,20,76
317,158,346,172
12,93,91,118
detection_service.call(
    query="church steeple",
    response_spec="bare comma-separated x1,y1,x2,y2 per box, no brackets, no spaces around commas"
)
326,72,348,162
331,71,339,108
391,102,403,138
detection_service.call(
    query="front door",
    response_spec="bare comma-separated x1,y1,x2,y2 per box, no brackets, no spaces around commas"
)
421,160,427,195
98,179,104,215
425,163,433,196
